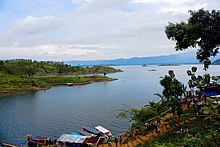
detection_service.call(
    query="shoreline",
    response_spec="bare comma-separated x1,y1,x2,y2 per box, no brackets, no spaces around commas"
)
0,75,117,94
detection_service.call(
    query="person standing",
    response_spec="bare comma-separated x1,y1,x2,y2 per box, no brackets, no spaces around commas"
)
174,116,179,128
132,130,136,140
157,115,161,125
114,137,118,147
118,135,122,146
156,115,161,133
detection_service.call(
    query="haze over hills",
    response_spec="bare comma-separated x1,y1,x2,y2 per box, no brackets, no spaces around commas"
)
212,59,220,65
65,51,220,66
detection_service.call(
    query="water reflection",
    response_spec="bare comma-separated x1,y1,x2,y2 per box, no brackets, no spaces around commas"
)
0,65,220,143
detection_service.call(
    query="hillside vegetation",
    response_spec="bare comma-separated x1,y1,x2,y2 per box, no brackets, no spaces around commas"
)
0,59,120,92
0,72,115,92
0,59,121,76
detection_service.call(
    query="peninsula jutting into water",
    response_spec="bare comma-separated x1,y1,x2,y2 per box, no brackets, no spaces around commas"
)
1,64,220,146
0,59,122,93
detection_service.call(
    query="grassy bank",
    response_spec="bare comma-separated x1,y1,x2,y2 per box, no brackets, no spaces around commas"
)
148,116,220,147
0,72,116,93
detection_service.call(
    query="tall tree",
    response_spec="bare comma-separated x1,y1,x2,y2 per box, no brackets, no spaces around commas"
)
165,9,220,70
160,70,184,114
0,60,4,71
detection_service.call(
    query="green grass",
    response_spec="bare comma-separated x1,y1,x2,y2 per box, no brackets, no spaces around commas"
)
148,117,220,147
0,72,116,92
36,76,88,85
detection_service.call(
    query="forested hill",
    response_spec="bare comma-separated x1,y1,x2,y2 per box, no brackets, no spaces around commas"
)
0,59,121,76
212,59,220,65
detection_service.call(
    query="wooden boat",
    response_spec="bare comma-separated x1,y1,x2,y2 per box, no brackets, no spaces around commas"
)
0,142,18,147
27,135,56,146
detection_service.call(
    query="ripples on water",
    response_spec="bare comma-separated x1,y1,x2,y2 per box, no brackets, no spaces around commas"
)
0,65,220,143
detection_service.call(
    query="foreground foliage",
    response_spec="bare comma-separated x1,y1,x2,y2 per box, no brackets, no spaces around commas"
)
117,101,167,129
160,70,184,114
165,9,220,70
117,68,220,146
149,117,220,147
119,8,220,146
117,70,184,129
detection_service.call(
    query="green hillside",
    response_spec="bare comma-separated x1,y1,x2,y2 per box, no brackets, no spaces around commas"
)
0,59,122,76
0,59,120,92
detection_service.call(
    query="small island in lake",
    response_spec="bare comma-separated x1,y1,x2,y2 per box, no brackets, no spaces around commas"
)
158,64,181,66
0,59,122,93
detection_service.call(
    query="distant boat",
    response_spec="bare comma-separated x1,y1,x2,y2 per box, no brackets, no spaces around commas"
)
148,69,157,71
66,83,74,86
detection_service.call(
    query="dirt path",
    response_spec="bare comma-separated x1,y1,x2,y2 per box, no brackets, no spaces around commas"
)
101,113,174,147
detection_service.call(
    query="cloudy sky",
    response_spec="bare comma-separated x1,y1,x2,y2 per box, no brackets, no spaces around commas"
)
0,0,219,61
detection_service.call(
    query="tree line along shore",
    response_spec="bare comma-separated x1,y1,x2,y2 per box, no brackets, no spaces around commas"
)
0,59,122,93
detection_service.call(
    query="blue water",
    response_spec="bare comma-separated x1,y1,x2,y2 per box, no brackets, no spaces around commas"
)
0,65,220,143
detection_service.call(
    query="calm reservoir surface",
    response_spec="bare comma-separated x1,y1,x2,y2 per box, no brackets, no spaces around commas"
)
0,65,220,143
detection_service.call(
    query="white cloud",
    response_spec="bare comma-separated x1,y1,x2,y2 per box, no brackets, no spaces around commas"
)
0,0,219,60
134,0,208,14
12,15,60,34
72,0,91,4
77,0,131,12
134,0,192,4
0,44,99,61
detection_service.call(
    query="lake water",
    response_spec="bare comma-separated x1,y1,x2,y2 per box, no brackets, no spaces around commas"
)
0,64,220,143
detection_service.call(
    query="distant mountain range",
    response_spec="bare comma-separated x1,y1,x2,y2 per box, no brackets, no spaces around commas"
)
212,59,220,65
65,51,220,66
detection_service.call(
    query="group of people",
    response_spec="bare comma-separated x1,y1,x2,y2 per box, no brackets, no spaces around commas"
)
109,89,212,146
144,115,161,134
185,90,206,115
108,135,122,147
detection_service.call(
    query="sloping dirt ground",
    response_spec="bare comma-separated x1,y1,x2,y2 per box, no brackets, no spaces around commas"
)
101,113,175,147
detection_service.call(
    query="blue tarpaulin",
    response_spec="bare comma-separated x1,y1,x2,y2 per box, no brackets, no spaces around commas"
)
202,89,220,96
70,132,83,136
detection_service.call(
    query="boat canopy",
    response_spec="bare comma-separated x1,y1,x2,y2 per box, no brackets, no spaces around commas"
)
57,134,105,145
57,134,88,144
95,126,112,137
70,132,83,136
82,127,102,135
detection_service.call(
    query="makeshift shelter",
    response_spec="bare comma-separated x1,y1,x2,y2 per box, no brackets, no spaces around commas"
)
57,134,88,144
57,133,105,146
